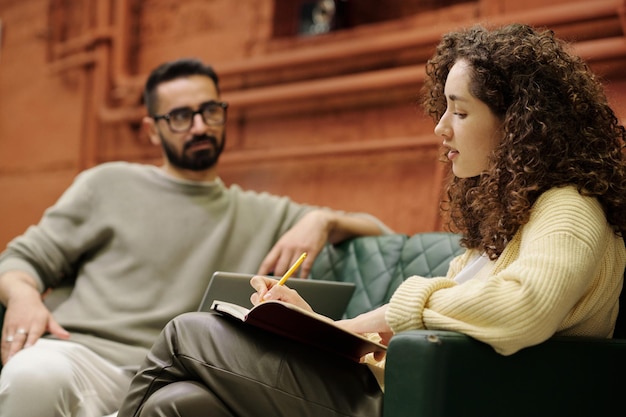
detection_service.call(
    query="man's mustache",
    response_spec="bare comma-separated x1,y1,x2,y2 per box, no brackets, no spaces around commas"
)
184,135,218,151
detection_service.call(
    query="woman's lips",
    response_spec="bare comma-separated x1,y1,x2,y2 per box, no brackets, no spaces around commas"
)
447,150,459,160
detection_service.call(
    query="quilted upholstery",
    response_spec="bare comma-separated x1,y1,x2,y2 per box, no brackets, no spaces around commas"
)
310,232,463,318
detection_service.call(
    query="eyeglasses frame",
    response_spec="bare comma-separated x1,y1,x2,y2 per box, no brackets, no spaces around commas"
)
152,101,229,133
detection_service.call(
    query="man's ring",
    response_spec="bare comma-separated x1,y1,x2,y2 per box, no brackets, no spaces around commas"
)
5,335,14,343
16,328,27,335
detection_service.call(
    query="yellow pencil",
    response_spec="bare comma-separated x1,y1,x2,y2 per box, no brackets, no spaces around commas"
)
277,252,307,286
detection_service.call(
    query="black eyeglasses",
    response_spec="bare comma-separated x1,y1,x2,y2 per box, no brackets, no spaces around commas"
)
152,101,228,133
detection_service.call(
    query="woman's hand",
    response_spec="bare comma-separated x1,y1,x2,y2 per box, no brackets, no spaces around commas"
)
249,276,314,313
336,305,392,361
336,304,391,334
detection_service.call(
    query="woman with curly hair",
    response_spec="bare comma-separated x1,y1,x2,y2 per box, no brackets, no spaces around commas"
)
118,23,626,417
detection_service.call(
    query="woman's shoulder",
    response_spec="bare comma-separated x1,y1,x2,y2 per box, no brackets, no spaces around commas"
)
529,185,607,232
534,186,602,213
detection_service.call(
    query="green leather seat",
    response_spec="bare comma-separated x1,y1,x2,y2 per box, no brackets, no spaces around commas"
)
310,232,626,417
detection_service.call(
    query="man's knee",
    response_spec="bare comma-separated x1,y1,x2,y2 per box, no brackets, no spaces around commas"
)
1,345,75,391
0,346,79,417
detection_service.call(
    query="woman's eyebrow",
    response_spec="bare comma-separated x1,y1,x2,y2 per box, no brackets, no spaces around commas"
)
447,94,468,102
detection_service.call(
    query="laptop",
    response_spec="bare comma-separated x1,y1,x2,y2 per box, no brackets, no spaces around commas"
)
198,271,356,320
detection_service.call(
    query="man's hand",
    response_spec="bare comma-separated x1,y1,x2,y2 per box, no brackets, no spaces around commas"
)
257,210,333,278
257,209,387,278
0,271,70,364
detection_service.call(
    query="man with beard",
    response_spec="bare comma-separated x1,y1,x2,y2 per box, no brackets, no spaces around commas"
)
0,58,390,417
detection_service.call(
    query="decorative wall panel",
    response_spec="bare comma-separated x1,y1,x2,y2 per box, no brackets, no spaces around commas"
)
1,0,625,247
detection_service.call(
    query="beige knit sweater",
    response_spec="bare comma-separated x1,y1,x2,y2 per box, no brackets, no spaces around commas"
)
0,162,317,368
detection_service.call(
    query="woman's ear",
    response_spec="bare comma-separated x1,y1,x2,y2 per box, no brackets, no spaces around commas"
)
142,116,161,146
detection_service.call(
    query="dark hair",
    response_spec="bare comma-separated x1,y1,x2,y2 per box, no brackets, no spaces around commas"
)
423,23,626,259
143,58,220,115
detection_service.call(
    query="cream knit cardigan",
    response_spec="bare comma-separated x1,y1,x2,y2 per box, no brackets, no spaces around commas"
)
387,186,625,356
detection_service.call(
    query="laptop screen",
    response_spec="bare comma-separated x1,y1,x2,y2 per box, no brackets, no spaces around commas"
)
198,271,356,320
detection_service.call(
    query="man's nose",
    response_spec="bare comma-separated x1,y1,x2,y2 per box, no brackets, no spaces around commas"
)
189,113,209,133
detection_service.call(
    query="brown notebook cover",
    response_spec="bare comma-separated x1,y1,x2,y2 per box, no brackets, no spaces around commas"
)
211,299,386,362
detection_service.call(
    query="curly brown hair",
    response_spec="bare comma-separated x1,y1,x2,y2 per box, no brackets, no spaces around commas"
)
423,23,626,259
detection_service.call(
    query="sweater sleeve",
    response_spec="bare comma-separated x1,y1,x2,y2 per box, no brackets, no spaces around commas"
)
386,187,622,355
0,168,105,290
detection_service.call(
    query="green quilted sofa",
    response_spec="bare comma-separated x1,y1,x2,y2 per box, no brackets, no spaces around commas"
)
1,232,625,416
309,232,626,417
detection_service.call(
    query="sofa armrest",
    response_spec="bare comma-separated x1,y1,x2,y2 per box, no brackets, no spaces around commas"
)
384,330,626,417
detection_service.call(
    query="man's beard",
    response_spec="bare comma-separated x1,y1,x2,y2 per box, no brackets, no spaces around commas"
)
160,132,225,171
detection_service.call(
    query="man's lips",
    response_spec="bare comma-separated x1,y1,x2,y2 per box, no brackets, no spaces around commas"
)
187,140,212,150
185,137,215,152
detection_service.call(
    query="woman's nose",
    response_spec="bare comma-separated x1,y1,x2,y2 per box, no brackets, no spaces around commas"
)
434,117,450,138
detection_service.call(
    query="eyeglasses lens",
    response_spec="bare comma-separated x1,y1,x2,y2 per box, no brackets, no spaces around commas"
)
201,103,226,125
167,103,226,132
169,109,194,132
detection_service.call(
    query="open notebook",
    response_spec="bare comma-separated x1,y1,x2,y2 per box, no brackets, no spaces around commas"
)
198,271,356,320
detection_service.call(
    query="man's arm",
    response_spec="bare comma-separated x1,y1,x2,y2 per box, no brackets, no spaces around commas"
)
257,209,391,278
325,211,391,244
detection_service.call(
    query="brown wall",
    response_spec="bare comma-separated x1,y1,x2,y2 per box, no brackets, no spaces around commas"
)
1,0,626,248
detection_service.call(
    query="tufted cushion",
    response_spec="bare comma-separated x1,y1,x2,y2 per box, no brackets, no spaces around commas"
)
310,232,463,318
